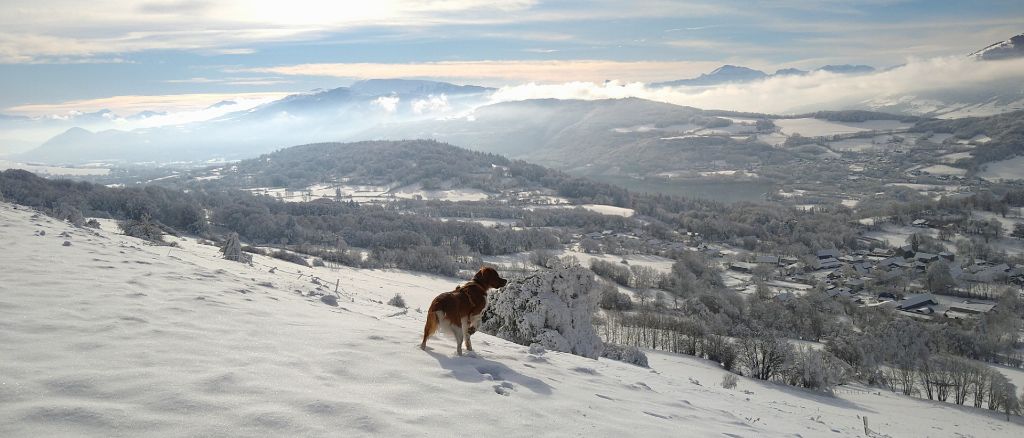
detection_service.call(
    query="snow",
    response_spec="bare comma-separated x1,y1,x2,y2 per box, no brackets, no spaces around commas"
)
920,164,967,177
0,159,110,176
580,204,635,217
940,152,972,163
980,156,1024,182
775,118,911,137
1,201,1022,437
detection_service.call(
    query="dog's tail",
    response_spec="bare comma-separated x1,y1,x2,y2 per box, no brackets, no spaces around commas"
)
420,302,440,349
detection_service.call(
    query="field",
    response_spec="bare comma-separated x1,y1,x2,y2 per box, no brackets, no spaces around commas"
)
774,118,911,137
980,156,1024,182
2,201,1021,437
0,159,110,176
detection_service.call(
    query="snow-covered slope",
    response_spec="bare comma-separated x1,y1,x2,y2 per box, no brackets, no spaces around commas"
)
1,201,1022,437
971,33,1024,61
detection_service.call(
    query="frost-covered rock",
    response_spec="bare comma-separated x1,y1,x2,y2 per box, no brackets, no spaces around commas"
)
481,265,603,359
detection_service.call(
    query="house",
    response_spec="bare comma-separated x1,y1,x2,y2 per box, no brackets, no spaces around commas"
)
816,249,840,260
914,252,939,263
912,219,931,228
827,288,853,299
945,302,997,319
947,302,996,314
729,262,757,273
839,254,863,263
814,257,842,270
879,256,910,269
755,255,781,265
846,278,866,291
897,293,938,311
871,247,893,257
939,252,955,262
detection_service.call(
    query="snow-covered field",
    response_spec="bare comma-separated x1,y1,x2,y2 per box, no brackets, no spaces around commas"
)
980,156,1024,182
0,159,110,176
580,204,635,217
920,164,967,177
2,201,1022,437
940,152,973,163
775,118,911,137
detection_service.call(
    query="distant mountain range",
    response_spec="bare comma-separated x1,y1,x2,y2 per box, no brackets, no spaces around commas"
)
16,79,494,164
6,34,1024,166
651,64,876,87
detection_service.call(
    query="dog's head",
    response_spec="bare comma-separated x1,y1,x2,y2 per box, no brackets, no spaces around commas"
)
473,266,508,290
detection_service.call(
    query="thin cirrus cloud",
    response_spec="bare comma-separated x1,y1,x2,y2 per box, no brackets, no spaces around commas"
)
0,0,541,63
6,92,292,117
245,60,725,84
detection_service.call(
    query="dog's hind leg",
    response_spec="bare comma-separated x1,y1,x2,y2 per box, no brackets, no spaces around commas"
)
453,324,465,356
461,316,473,352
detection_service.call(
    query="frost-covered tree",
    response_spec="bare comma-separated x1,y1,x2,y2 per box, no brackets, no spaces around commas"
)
481,264,603,359
221,232,251,263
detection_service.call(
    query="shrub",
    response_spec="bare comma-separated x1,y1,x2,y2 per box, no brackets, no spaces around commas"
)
590,259,632,286
784,348,851,391
721,373,739,390
242,245,268,256
601,344,649,367
119,217,165,243
271,250,310,267
387,293,407,308
598,281,633,310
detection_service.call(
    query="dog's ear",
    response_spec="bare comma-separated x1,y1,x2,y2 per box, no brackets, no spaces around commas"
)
473,267,486,284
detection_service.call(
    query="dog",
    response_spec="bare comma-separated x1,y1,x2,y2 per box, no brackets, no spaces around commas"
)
420,267,508,355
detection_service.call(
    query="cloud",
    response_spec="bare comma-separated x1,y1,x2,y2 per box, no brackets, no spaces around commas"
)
247,59,722,84
163,76,290,85
373,95,400,113
488,57,1024,114
5,92,291,117
411,95,450,114
0,0,540,63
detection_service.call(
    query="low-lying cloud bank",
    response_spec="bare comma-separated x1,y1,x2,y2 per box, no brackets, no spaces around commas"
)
489,56,1024,115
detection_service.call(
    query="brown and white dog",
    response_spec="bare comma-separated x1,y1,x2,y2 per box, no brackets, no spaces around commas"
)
420,267,507,355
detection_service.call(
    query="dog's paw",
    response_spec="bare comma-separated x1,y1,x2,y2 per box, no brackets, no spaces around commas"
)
467,326,477,335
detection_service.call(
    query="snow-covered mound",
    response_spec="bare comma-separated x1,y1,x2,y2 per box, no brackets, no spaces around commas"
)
1,201,1022,437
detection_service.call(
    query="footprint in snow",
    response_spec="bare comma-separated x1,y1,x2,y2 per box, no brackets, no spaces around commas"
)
493,382,514,396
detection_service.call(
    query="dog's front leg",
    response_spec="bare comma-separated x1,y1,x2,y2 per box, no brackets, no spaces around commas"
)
461,316,473,352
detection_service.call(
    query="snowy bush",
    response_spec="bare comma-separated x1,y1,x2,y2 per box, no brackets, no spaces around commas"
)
481,264,603,359
783,348,851,391
270,250,309,267
387,293,406,308
721,373,739,390
601,344,649,367
119,217,165,243
221,232,252,263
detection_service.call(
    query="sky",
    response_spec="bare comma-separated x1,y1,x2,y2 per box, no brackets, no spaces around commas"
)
0,0,1022,116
